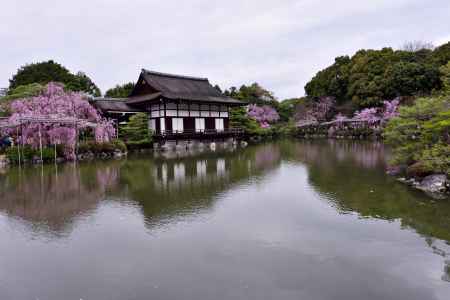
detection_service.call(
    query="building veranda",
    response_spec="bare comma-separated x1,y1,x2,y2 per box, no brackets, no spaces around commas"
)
92,69,246,147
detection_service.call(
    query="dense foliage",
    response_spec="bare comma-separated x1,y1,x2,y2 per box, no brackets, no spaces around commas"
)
229,107,270,136
78,140,127,156
224,83,278,107
119,113,152,148
105,82,135,98
2,83,44,101
9,60,101,96
441,61,450,93
277,98,305,122
384,96,450,175
305,42,450,108
6,145,64,163
223,83,292,136
1,83,115,160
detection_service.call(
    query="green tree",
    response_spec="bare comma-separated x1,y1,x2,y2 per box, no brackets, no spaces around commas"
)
9,60,101,96
305,43,450,109
119,113,152,143
428,42,450,66
2,83,44,101
224,83,278,108
66,72,101,97
384,62,441,98
278,98,305,122
440,61,450,94
384,96,450,175
305,56,350,104
105,82,135,98
229,107,268,136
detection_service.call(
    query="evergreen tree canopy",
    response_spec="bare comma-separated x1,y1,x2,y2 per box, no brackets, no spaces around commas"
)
224,83,278,107
440,61,450,94
305,42,450,108
9,60,101,96
105,82,135,98
120,113,151,143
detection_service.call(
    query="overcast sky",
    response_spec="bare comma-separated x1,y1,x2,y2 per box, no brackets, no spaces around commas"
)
1,0,449,99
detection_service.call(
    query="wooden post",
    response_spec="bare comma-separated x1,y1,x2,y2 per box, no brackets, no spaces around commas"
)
39,124,43,163
75,121,78,161
54,143,57,164
16,127,21,167
20,123,24,161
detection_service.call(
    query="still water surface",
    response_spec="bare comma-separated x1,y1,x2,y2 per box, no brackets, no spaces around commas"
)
0,140,449,300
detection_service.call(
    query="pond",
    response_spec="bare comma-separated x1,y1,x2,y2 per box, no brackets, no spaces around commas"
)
0,140,449,300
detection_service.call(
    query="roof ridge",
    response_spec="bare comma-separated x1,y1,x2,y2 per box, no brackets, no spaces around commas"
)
141,69,209,81
92,97,127,102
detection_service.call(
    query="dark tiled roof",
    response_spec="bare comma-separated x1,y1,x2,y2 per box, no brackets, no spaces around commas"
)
126,92,162,104
139,69,245,105
91,98,145,113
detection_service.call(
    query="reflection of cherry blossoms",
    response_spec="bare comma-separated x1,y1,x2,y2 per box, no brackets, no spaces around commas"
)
3,82,115,159
96,166,119,191
254,144,281,169
247,104,280,128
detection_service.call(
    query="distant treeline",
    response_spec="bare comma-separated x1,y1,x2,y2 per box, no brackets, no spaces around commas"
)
304,42,450,108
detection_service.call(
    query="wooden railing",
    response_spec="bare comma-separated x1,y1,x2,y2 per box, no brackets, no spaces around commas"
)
153,128,244,140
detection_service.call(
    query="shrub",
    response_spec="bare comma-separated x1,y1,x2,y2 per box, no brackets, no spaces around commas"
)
111,139,127,152
420,143,450,176
78,140,127,155
125,140,152,151
384,96,450,175
6,145,60,163
120,113,152,143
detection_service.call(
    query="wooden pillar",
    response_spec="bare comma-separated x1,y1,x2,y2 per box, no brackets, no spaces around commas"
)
16,127,21,167
38,124,43,163
54,143,57,164
75,121,78,161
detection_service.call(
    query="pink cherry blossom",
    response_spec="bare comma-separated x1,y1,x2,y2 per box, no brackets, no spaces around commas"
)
247,104,280,128
2,82,115,159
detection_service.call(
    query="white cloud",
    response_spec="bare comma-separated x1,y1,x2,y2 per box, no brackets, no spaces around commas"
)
1,0,449,99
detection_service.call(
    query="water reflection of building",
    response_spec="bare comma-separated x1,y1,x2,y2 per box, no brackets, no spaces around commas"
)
0,144,282,236
153,157,229,189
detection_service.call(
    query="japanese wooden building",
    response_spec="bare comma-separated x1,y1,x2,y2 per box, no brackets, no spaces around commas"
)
92,69,245,142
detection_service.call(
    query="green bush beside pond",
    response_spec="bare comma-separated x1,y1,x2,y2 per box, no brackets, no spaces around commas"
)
384,96,450,176
6,145,64,163
78,140,127,155
5,140,127,164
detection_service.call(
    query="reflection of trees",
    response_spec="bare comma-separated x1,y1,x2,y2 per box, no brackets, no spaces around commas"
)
291,140,387,170
444,260,450,282
0,144,282,234
0,162,119,236
297,140,450,241
295,140,450,282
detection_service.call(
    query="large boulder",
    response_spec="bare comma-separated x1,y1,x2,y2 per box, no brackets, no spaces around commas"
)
406,161,432,178
417,174,449,194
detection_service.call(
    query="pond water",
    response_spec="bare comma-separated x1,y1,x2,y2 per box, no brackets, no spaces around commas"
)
0,140,449,300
